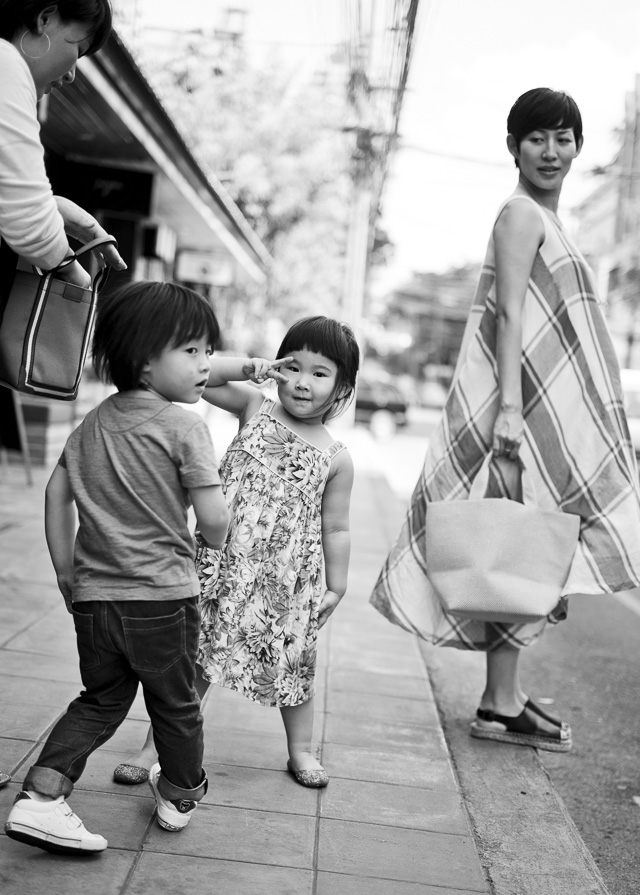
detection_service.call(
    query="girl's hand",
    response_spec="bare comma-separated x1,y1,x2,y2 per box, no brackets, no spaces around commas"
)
317,589,343,629
243,356,292,385
492,404,523,461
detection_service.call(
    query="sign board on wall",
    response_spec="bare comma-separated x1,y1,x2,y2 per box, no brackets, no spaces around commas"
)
175,251,234,286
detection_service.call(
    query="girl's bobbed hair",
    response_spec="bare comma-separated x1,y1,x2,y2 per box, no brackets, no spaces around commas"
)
93,281,220,392
507,87,583,164
0,0,113,55
276,315,360,422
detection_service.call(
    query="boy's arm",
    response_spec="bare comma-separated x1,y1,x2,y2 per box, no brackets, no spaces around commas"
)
318,451,354,628
189,485,230,550
44,464,76,612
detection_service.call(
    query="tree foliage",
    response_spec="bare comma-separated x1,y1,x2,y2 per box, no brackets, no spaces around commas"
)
144,36,354,340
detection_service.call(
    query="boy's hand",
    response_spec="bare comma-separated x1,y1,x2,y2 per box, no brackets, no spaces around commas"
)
317,589,343,629
243,357,292,385
56,573,73,613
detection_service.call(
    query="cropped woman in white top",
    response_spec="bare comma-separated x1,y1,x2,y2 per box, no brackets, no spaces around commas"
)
0,0,125,289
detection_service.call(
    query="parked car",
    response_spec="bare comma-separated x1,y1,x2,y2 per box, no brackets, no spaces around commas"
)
355,377,408,440
621,368,640,458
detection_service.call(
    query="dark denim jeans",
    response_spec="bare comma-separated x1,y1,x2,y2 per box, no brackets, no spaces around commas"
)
24,598,206,802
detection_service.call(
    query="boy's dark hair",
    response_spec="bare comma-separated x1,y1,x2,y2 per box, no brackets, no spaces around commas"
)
507,88,583,163
93,281,220,392
0,0,112,55
276,315,360,422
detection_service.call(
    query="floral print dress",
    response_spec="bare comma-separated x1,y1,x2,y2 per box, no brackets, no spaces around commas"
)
196,398,345,707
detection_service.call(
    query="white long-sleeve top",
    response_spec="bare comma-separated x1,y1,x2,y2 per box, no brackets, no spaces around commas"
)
0,39,69,269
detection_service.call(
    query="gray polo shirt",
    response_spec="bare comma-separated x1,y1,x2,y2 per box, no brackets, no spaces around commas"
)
59,391,220,602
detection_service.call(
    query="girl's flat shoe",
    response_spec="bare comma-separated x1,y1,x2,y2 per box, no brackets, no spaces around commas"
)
287,759,329,788
0,772,11,788
471,705,572,753
113,764,149,785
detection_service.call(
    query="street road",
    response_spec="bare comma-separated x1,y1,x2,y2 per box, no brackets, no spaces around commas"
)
372,407,640,895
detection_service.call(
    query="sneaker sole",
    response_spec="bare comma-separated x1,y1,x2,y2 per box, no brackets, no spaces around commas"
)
5,822,107,855
148,774,191,831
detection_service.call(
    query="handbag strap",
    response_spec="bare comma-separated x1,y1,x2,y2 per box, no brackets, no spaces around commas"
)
51,235,118,272
50,235,118,293
468,453,537,504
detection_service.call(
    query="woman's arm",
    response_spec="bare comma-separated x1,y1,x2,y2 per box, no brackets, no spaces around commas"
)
318,450,354,628
492,200,544,458
44,464,76,612
0,43,70,270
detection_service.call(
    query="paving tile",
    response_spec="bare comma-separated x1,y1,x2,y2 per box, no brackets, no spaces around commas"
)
145,802,317,868
0,649,81,684
325,712,436,752
203,728,288,772
328,644,428,677
320,776,469,835
316,871,486,895
0,674,80,707
4,605,76,657
127,853,314,895
317,818,487,889
0,701,64,741
323,741,456,791
327,690,439,729
0,840,136,895
328,667,430,700
0,737,38,776
206,762,318,815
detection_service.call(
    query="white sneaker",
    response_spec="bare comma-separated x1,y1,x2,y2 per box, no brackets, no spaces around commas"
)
148,763,197,831
5,792,107,854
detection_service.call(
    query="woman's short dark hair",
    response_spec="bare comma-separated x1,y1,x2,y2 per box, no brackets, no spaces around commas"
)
0,0,113,55
93,281,220,392
276,315,360,422
507,87,583,150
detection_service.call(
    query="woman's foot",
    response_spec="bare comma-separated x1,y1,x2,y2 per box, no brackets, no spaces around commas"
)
471,704,572,752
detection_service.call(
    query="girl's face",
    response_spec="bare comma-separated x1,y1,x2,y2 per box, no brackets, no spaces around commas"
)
508,127,582,194
142,336,212,404
278,348,341,425
19,10,93,99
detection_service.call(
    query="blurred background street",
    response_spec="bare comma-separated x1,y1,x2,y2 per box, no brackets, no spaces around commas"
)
3,0,640,889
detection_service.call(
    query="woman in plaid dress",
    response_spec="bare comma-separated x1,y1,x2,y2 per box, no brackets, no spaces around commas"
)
371,88,640,751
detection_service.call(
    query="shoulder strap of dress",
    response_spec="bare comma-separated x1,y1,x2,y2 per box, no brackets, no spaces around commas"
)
326,440,346,458
259,396,276,414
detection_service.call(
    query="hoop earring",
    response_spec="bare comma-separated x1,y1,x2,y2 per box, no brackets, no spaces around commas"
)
20,31,51,60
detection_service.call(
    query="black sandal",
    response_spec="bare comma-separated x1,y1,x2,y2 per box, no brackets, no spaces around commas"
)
525,698,571,734
471,705,572,752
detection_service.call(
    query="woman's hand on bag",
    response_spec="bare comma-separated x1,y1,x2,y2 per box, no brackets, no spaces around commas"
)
492,403,524,461
55,259,91,289
54,197,127,270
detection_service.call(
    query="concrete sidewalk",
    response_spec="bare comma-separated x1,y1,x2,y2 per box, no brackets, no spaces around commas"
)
0,427,610,894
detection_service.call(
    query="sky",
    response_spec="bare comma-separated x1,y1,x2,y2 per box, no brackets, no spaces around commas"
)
130,0,640,291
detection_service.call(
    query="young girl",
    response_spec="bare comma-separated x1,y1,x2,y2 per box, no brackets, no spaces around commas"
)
117,315,360,788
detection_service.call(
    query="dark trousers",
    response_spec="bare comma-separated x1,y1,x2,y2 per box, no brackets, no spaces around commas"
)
24,598,207,802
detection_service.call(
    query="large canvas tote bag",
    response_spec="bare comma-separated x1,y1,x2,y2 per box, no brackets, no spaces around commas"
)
426,454,580,623
0,236,116,401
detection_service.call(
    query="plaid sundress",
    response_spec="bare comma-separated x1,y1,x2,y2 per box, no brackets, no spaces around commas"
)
371,193,640,651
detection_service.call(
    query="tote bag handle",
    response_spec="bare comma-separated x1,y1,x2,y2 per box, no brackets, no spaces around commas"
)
468,453,537,505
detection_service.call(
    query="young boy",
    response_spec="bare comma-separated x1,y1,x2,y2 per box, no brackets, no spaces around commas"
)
4,281,230,854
